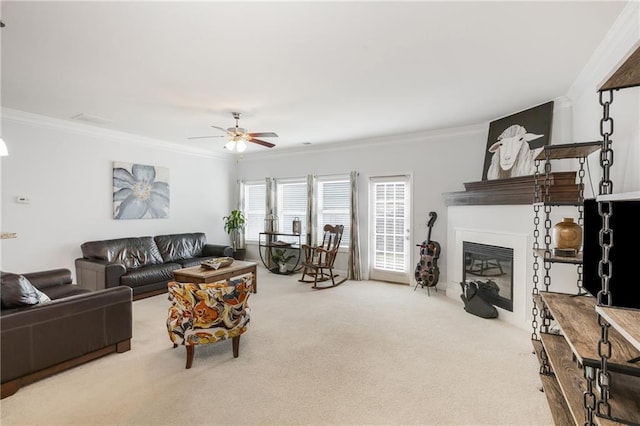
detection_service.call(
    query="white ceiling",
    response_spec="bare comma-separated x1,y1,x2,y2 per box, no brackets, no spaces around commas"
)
0,1,627,155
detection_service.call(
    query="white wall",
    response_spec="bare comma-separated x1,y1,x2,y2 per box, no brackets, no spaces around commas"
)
236,124,487,282
0,109,236,276
569,2,640,197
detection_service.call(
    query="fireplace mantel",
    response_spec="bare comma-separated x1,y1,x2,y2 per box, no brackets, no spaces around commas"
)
442,172,579,206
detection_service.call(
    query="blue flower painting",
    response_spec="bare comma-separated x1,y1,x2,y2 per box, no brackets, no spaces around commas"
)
113,162,170,219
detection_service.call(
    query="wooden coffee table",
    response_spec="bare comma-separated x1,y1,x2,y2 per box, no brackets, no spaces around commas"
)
172,260,258,293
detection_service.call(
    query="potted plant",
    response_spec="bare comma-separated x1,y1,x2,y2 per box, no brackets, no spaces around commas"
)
223,209,246,260
271,248,295,273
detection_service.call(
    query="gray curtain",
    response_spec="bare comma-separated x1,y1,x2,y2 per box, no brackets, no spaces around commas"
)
265,177,278,232
306,174,317,246
236,180,246,249
348,171,362,280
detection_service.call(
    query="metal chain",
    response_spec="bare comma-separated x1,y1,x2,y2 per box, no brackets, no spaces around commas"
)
541,303,551,335
542,147,552,292
583,366,596,425
578,156,586,226
597,315,612,418
532,160,541,340
597,200,613,305
576,263,585,295
544,149,552,203
539,344,552,375
543,204,552,292
576,156,587,295
595,89,614,419
598,90,614,196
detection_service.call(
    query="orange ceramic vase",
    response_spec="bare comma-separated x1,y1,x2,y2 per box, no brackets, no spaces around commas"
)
553,218,583,252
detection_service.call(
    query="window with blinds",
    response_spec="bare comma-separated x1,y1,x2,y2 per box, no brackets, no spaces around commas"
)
277,180,307,236
318,178,350,248
244,183,265,242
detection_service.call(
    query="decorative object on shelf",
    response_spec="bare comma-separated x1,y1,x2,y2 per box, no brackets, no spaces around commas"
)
292,217,301,235
271,248,295,273
112,162,170,220
201,257,234,270
482,101,554,181
223,209,246,259
552,217,582,254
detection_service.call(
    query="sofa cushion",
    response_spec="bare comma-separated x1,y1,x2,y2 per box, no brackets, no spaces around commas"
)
176,256,221,268
120,263,181,288
41,285,91,300
1,273,51,309
154,233,207,263
81,237,163,269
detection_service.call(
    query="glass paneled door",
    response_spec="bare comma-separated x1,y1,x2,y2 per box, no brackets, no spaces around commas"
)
369,175,411,283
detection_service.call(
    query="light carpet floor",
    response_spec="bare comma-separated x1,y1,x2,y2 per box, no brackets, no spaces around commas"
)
1,266,553,425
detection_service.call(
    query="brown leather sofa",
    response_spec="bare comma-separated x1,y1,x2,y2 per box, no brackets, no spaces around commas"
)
75,232,232,299
0,268,132,398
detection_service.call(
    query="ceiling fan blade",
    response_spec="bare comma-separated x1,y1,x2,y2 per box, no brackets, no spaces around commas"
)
211,125,231,134
187,135,226,139
248,138,275,148
248,132,278,138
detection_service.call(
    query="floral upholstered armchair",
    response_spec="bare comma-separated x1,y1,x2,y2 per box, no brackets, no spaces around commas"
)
167,274,253,369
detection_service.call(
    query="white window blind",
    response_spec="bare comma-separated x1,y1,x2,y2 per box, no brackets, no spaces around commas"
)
373,180,406,271
317,178,350,248
245,183,265,242
277,180,307,236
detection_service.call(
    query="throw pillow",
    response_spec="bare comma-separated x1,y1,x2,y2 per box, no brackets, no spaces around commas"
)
1,274,51,308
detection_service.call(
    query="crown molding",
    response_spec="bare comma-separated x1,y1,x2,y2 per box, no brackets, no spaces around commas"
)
568,1,640,100
239,122,487,162
1,108,230,160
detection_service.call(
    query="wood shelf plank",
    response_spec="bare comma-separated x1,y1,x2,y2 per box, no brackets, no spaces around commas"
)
535,336,640,426
533,248,583,265
599,41,640,91
535,141,602,161
532,339,575,426
539,334,586,425
540,292,640,375
596,191,640,202
596,305,640,351
443,172,580,206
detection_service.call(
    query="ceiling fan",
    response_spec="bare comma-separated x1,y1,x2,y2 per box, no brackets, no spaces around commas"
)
188,112,277,152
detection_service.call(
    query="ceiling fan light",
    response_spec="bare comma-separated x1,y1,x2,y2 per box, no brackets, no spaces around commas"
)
236,139,247,153
225,140,236,151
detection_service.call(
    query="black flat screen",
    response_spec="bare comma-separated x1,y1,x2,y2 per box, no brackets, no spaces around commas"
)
583,198,640,309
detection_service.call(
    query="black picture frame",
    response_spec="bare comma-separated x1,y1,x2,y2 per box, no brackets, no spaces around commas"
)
481,101,554,181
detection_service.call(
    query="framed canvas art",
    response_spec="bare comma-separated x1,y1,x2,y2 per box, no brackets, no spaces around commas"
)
113,162,170,219
481,101,554,180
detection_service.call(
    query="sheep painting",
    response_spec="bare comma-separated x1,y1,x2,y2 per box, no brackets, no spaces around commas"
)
481,101,554,181
486,125,544,180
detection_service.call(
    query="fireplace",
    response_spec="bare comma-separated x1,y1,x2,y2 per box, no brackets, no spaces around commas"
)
462,241,514,312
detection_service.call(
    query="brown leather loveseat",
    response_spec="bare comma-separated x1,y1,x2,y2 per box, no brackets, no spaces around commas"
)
0,268,132,398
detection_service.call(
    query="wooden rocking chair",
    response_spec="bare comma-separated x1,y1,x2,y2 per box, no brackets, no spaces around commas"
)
299,224,347,289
